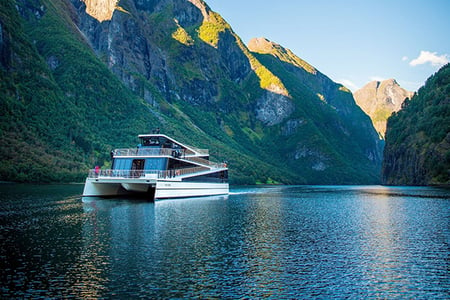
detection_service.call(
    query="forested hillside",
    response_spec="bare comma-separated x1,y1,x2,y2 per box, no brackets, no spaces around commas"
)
383,64,450,185
0,0,157,182
0,0,382,184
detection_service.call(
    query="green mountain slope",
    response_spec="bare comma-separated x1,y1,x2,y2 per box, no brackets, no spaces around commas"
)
0,0,382,184
247,38,383,183
382,64,450,185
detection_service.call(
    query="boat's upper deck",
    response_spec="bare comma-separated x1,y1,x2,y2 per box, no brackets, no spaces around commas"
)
88,132,228,181
138,134,208,156
113,134,209,157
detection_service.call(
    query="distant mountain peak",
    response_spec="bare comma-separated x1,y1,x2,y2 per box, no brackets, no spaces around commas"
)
354,79,414,138
248,37,316,74
370,78,398,89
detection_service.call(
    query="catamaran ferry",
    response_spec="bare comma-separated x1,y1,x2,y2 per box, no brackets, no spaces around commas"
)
82,133,229,200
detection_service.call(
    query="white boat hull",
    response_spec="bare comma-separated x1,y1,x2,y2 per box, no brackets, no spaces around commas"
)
83,177,228,200
155,181,229,199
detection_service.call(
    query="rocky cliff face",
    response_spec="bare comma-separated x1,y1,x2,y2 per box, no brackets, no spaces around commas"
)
382,64,450,185
354,79,414,138
0,0,384,184
71,0,292,117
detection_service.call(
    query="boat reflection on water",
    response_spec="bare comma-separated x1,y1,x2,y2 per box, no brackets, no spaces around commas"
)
81,194,229,209
78,193,230,298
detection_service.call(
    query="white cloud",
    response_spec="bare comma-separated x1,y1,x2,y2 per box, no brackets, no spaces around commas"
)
338,79,358,91
402,56,408,62
409,51,449,67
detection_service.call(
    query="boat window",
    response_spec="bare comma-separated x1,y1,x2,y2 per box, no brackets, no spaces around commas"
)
144,158,167,171
132,159,145,171
142,137,160,146
113,158,132,170
183,171,228,183
162,139,172,148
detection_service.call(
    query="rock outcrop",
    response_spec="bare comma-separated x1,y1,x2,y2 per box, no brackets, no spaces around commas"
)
354,79,414,138
82,0,119,22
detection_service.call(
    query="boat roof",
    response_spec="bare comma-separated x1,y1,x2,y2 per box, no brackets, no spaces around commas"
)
138,134,207,155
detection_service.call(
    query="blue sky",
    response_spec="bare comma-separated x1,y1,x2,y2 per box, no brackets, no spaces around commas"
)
205,0,449,92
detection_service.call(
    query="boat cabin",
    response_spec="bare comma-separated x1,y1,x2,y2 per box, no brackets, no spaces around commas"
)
83,132,228,199
110,134,213,178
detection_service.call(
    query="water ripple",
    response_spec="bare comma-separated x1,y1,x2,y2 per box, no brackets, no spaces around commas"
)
1,184,449,298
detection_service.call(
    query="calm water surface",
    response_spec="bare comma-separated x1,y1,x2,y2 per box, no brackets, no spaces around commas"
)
0,184,449,298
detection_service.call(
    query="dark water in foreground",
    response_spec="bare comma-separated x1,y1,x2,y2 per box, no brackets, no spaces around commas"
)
0,184,449,299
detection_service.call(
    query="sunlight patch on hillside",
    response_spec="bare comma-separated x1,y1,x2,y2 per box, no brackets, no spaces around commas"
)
172,19,194,46
198,12,230,47
83,0,126,22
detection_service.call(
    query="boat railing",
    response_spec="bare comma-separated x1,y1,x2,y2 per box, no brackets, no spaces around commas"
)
113,147,209,157
188,147,209,156
158,166,208,178
183,155,226,168
113,148,183,157
88,166,212,179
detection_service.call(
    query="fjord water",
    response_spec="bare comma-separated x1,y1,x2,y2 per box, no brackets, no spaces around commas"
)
1,184,449,298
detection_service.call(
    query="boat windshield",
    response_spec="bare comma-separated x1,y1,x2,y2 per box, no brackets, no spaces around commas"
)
142,137,160,146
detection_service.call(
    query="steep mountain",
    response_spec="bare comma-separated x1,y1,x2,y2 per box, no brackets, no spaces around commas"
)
382,64,450,185
246,37,383,183
0,0,382,184
354,79,414,138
